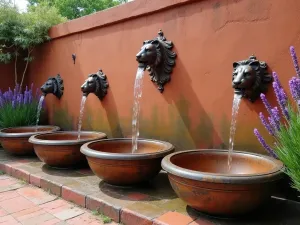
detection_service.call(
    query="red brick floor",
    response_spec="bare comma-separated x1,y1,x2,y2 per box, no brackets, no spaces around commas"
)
0,175,118,225
1,151,300,225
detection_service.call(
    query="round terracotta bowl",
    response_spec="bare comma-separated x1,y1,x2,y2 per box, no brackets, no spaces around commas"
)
162,150,284,217
29,131,107,168
80,138,174,186
0,126,60,155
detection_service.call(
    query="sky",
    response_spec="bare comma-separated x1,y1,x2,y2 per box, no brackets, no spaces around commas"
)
15,0,28,12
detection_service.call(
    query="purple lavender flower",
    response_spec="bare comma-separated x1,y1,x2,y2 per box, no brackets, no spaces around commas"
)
260,93,272,116
16,96,20,105
24,91,28,105
7,88,13,102
268,116,280,132
290,46,300,77
289,77,298,100
273,81,289,120
259,112,275,136
289,77,300,101
297,100,300,108
271,107,281,123
0,84,39,108
273,72,282,89
280,88,288,105
28,94,33,103
266,107,281,131
20,94,24,104
254,129,278,159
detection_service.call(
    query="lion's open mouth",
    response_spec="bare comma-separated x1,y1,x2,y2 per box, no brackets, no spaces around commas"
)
234,88,244,96
82,92,89,97
137,61,147,70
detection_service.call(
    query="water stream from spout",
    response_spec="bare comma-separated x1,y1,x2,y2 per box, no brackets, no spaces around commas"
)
35,95,45,131
228,93,242,171
78,96,87,140
132,67,145,153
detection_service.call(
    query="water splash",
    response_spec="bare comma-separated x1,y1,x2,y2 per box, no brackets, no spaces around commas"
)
35,95,45,131
78,96,87,140
132,68,145,153
228,93,242,171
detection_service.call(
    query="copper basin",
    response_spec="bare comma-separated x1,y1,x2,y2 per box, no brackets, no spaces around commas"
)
0,126,60,155
161,150,284,217
29,131,107,168
80,138,174,186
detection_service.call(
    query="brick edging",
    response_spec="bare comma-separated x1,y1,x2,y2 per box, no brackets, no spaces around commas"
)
0,161,158,224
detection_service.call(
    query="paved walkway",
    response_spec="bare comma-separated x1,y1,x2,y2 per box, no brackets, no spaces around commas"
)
0,175,118,225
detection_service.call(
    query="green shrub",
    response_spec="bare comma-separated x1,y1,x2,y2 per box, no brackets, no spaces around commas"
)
0,84,41,128
0,2,66,87
255,46,300,191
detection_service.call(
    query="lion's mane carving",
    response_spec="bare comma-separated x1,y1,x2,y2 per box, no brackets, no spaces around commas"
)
81,69,109,100
232,55,272,102
41,74,64,99
136,30,176,93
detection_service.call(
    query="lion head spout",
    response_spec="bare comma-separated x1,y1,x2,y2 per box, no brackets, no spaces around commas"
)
232,55,272,102
41,74,64,99
136,30,176,93
81,69,109,100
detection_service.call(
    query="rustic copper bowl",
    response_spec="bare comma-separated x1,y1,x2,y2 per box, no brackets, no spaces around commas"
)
162,150,284,217
0,126,60,155
29,131,107,168
80,138,174,185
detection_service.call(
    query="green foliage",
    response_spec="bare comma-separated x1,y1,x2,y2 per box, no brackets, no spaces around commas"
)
28,0,129,20
0,84,42,128
0,2,66,86
20,3,66,49
0,2,21,64
91,210,112,224
0,101,39,128
274,104,300,191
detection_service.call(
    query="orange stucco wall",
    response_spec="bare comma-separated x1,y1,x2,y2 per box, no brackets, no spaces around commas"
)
27,0,300,154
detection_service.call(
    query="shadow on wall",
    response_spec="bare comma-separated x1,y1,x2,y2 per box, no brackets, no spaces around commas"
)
100,90,123,138
79,87,123,138
52,101,74,130
138,57,223,151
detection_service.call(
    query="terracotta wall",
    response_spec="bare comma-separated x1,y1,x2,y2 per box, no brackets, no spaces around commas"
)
0,63,16,91
27,0,300,154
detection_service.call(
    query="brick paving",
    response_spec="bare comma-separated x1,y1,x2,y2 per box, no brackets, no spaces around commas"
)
0,149,300,225
0,175,118,225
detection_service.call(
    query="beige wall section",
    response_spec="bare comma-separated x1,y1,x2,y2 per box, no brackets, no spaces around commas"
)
27,0,300,154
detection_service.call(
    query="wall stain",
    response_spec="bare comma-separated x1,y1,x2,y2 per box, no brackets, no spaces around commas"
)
52,103,74,131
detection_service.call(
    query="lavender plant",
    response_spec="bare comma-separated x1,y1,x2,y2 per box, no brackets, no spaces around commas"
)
0,84,42,128
255,46,300,191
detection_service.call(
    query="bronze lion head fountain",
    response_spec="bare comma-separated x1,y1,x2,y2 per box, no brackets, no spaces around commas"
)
81,69,109,100
41,74,64,99
136,30,177,93
232,55,272,102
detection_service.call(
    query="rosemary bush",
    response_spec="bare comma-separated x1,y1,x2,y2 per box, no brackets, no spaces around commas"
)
255,46,300,191
0,84,41,128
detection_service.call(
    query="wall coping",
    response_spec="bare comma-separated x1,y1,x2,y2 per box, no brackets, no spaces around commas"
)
49,0,199,39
